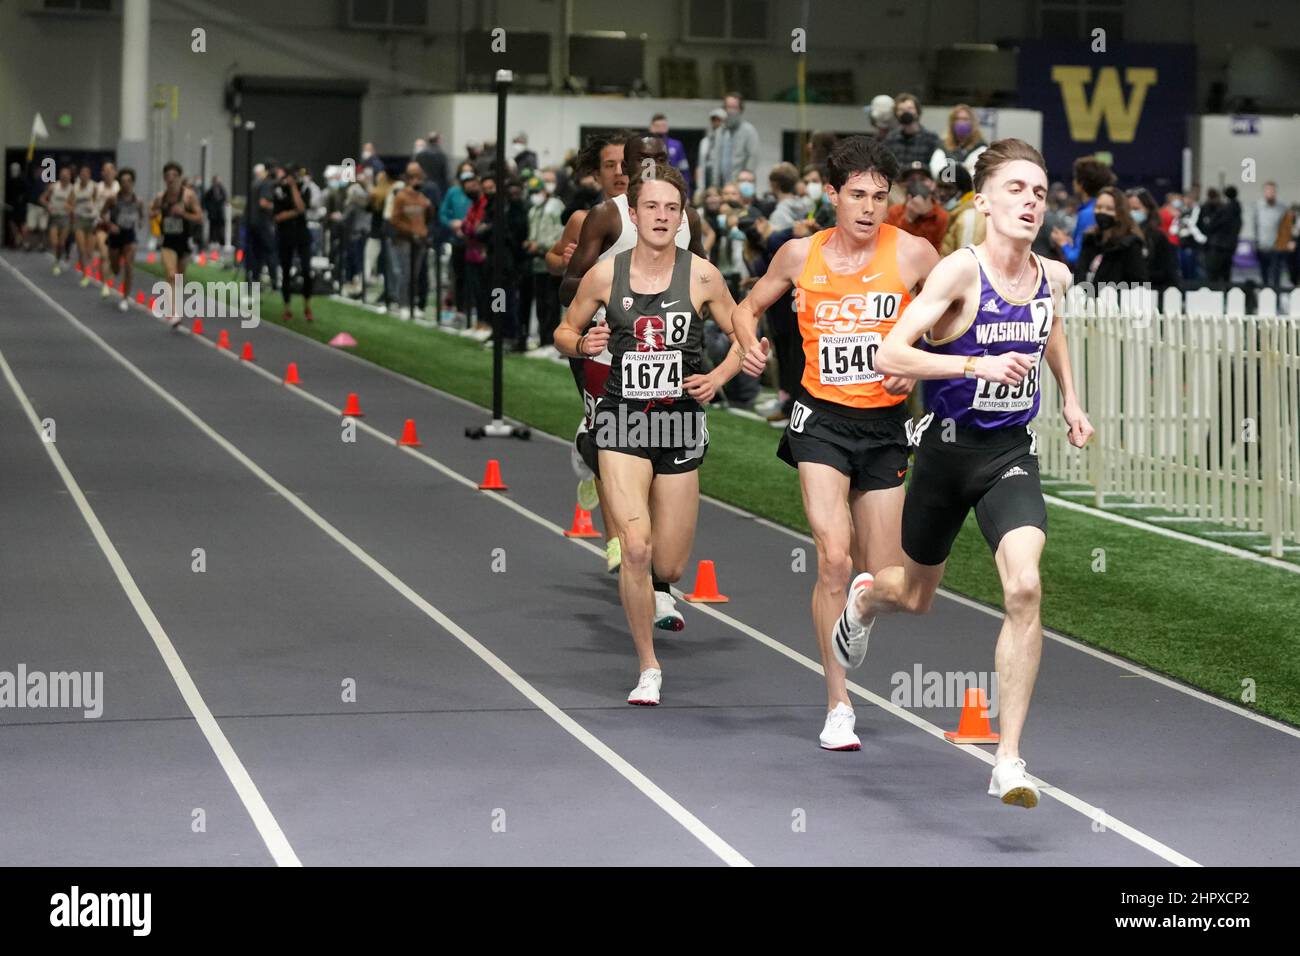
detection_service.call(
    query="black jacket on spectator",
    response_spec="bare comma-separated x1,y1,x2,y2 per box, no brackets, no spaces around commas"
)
415,145,449,193
1073,229,1149,285
1204,198,1241,251
1140,222,1181,293
477,194,529,283
882,126,942,168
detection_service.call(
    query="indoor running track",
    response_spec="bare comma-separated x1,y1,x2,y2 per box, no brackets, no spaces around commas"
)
1,251,1296,867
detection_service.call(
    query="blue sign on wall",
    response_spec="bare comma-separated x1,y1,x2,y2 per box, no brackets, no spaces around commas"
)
1017,42,1197,183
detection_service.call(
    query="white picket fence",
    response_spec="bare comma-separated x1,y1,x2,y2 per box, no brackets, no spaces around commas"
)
1036,286,1300,558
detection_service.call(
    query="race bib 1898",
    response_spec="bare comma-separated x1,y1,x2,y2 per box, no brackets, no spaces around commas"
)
622,350,683,400
817,332,882,386
972,359,1041,412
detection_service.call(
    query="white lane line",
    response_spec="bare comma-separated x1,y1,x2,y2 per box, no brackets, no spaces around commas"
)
0,347,302,868
63,261,1300,738
97,305,1205,866
4,259,751,869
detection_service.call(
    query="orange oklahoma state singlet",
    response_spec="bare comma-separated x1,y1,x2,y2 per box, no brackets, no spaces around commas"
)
794,223,912,409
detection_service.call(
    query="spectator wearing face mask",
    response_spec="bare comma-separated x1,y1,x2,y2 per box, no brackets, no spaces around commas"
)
800,166,836,231
509,132,538,176
439,164,479,321
1127,187,1180,294
882,92,943,171
1055,155,1116,265
937,163,985,257
709,92,760,188
886,162,949,252
931,104,987,180
522,171,564,353
735,169,762,214
1073,185,1149,287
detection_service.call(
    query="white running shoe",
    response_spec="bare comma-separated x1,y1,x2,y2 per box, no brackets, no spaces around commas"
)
576,478,599,512
819,703,861,751
100,282,112,298
987,757,1040,808
117,299,129,313
831,572,876,670
79,274,91,287
606,537,621,574
627,668,662,706
52,264,62,276
653,591,684,632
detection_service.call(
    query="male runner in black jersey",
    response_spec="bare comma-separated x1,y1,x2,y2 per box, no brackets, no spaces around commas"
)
556,163,761,705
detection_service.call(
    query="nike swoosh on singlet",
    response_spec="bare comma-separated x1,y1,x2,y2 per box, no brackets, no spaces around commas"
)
861,272,885,284
660,300,680,308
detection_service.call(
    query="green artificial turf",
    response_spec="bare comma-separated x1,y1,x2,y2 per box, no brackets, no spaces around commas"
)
147,261,1300,726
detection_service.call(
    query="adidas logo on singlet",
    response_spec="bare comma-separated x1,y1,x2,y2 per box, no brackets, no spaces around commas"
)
1000,465,1029,480
981,299,1000,314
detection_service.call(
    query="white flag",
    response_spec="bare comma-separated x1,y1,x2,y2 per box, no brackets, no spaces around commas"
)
31,112,49,140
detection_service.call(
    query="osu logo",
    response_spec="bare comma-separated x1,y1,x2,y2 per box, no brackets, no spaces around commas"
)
812,294,878,333
634,315,665,351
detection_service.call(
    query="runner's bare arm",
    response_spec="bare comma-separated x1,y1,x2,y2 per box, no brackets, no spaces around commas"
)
560,201,618,305
183,187,204,223
731,236,809,376
1041,258,1093,447
545,209,585,276
694,257,757,355
877,250,1033,384
896,229,942,296
685,205,705,257
554,258,614,359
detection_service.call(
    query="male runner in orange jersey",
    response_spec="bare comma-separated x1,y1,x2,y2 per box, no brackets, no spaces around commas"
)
735,135,940,750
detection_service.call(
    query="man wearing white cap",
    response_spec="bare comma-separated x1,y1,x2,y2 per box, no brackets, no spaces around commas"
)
865,94,896,142
698,108,727,193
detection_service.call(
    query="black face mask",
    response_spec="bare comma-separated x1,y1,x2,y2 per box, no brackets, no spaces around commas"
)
1094,212,1116,231
898,111,917,126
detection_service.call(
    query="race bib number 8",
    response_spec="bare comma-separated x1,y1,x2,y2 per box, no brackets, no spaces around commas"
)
818,332,882,386
622,350,683,400
972,361,1041,412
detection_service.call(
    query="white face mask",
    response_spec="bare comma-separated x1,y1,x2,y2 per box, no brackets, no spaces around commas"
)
805,182,823,202
529,192,546,207
509,142,525,158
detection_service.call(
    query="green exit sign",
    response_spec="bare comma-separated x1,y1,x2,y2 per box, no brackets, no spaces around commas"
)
58,114,72,128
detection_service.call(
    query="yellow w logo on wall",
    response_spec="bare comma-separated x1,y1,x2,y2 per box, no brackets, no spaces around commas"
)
1050,66,1158,142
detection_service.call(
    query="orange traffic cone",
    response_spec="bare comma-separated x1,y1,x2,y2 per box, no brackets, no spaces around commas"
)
478,459,507,490
148,294,157,312
563,505,600,538
943,687,1000,744
216,330,231,349
284,362,300,385
235,248,243,263
197,253,206,265
146,252,156,264
398,419,422,447
684,560,729,603
240,342,255,361
341,393,364,417
191,318,205,335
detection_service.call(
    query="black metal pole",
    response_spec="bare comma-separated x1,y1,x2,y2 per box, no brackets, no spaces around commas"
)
244,121,254,282
491,71,507,422
464,69,528,440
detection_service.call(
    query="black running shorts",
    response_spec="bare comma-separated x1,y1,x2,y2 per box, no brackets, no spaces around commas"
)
901,418,1047,566
777,394,911,491
590,396,709,476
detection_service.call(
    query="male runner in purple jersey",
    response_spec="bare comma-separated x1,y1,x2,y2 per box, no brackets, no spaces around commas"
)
830,138,1094,808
